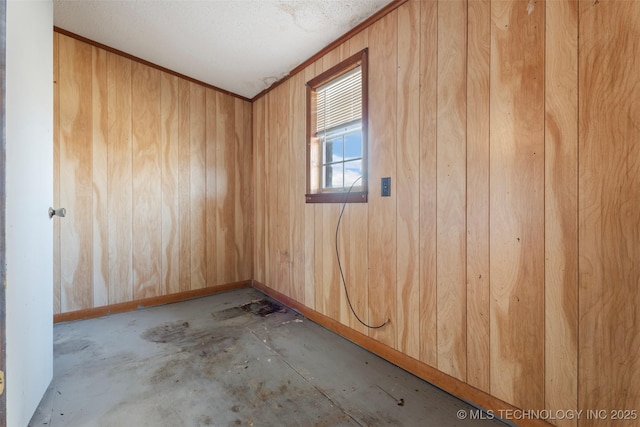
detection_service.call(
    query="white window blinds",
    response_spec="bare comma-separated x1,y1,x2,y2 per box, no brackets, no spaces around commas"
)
316,66,362,134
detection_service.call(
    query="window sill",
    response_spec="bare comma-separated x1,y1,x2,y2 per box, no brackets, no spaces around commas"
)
305,191,368,204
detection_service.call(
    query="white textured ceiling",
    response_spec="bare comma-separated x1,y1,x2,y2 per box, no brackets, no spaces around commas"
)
53,0,391,99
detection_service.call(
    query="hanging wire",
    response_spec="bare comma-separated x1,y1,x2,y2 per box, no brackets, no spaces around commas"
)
335,176,389,329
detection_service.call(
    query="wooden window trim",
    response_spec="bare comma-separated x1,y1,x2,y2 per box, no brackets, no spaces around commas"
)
306,48,368,204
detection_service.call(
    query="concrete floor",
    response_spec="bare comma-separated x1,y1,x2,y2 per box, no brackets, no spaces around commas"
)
30,288,509,427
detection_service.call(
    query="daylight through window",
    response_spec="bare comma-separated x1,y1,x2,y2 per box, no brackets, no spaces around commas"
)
306,49,368,203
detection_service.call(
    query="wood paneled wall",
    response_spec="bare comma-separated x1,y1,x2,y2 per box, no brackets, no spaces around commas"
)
578,1,640,425
253,1,640,426
54,32,253,314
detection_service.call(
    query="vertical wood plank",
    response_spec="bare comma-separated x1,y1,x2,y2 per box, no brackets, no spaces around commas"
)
312,207,324,313
230,96,243,282
437,0,467,381
189,83,206,289
262,94,269,289
253,96,266,285
53,32,61,314
107,52,133,304
238,99,253,280
233,99,245,282
132,62,162,299
490,0,545,409
345,30,369,334
466,0,491,392
92,46,109,307
396,0,420,359
268,90,277,293
303,64,317,310
160,72,180,295
216,92,236,285
545,1,578,425
177,79,191,292
579,0,640,423
59,35,93,312
321,200,340,320
419,0,438,368
264,91,275,291
367,11,397,346
275,81,292,297
205,88,217,287
289,70,306,303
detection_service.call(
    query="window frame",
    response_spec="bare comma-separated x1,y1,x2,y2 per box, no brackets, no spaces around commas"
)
306,48,368,204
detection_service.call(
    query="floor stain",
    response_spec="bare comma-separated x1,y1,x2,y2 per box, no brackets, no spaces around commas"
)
141,321,239,356
241,299,286,317
54,339,94,356
211,306,248,321
198,415,213,426
141,320,190,343
359,411,402,426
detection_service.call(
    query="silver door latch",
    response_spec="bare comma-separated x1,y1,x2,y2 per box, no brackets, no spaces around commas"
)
48,207,66,219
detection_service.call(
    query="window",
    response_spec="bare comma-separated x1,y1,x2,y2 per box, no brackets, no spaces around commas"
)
306,49,367,203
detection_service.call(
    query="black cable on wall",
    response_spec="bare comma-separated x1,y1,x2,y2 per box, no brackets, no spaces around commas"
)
335,176,389,330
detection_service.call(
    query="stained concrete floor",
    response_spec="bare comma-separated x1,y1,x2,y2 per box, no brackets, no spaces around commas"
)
30,288,509,427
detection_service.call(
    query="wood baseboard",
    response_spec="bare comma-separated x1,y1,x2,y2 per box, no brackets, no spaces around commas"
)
54,281,252,323
252,280,553,427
